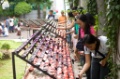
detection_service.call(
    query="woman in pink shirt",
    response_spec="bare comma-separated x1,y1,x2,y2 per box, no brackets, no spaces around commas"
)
75,14,96,79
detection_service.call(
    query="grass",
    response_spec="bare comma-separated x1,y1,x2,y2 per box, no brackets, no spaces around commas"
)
0,40,22,49
0,40,26,79
0,57,26,79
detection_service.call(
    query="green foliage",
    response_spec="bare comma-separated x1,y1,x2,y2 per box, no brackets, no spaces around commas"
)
0,56,26,79
74,0,79,7
68,0,79,7
0,40,22,49
2,9,14,16
107,56,119,79
0,5,3,15
27,0,52,10
87,0,97,15
1,43,10,50
8,0,24,2
104,0,120,78
1,43,11,59
105,0,120,51
0,40,22,59
94,15,99,31
0,52,3,59
14,1,32,15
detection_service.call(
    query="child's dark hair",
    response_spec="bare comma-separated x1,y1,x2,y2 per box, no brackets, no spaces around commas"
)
83,34,100,55
78,14,90,34
72,6,77,11
85,13,95,26
77,7,84,14
68,11,74,18
49,10,53,13
18,23,20,27
83,34,98,44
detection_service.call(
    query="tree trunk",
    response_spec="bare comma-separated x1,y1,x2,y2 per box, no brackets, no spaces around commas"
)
79,0,88,10
96,0,106,35
37,4,40,19
117,27,120,79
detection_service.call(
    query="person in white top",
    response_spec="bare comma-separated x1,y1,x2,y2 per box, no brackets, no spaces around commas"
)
0,24,2,36
17,23,21,39
46,10,55,20
9,18,14,33
77,34,110,79
4,26,9,37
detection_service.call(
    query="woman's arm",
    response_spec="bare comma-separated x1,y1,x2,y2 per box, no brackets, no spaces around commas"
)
74,48,80,60
79,54,91,78
74,34,79,39
57,20,75,30
100,48,111,66
66,30,74,35
58,21,66,24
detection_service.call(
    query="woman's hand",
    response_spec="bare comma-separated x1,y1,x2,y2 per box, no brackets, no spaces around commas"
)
78,51,85,55
74,35,78,39
78,72,83,79
99,58,107,66
74,54,79,61
56,27,61,30
65,32,69,35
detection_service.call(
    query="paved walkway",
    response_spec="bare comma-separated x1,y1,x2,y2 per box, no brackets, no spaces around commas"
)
70,49,86,79
0,30,33,42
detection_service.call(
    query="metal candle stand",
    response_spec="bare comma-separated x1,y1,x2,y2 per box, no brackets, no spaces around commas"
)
12,20,74,79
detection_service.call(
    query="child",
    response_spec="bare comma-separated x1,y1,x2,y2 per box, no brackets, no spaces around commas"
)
4,26,9,37
78,34,110,79
0,24,2,36
17,23,21,39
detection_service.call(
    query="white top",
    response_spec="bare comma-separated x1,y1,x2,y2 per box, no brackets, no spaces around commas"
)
84,36,109,58
9,19,14,26
46,15,55,20
17,27,21,31
4,27,9,35
0,26,2,30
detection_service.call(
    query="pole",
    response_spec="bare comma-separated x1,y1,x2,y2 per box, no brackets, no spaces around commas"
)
63,0,67,42
12,53,16,79
63,0,67,31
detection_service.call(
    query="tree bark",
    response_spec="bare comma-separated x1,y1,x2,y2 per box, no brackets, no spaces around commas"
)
37,4,40,19
117,26,120,79
79,0,88,10
96,0,106,35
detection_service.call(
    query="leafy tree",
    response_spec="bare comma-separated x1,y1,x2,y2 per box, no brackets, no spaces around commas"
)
68,0,79,8
0,0,5,5
8,0,24,2
0,5,3,15
26,0,52,18
14,1,32,16
104,0,120,78
87,0,97,15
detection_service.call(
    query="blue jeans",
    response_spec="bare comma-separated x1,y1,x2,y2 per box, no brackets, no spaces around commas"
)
91,58,109,79
66,30,71,43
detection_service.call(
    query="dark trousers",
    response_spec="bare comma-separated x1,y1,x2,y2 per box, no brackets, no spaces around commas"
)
86,67,91,79
91,58,109,79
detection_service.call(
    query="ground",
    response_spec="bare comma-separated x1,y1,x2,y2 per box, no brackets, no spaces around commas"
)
0,29,33,40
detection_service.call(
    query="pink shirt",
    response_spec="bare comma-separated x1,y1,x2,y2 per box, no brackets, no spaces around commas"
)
80,26,95,38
